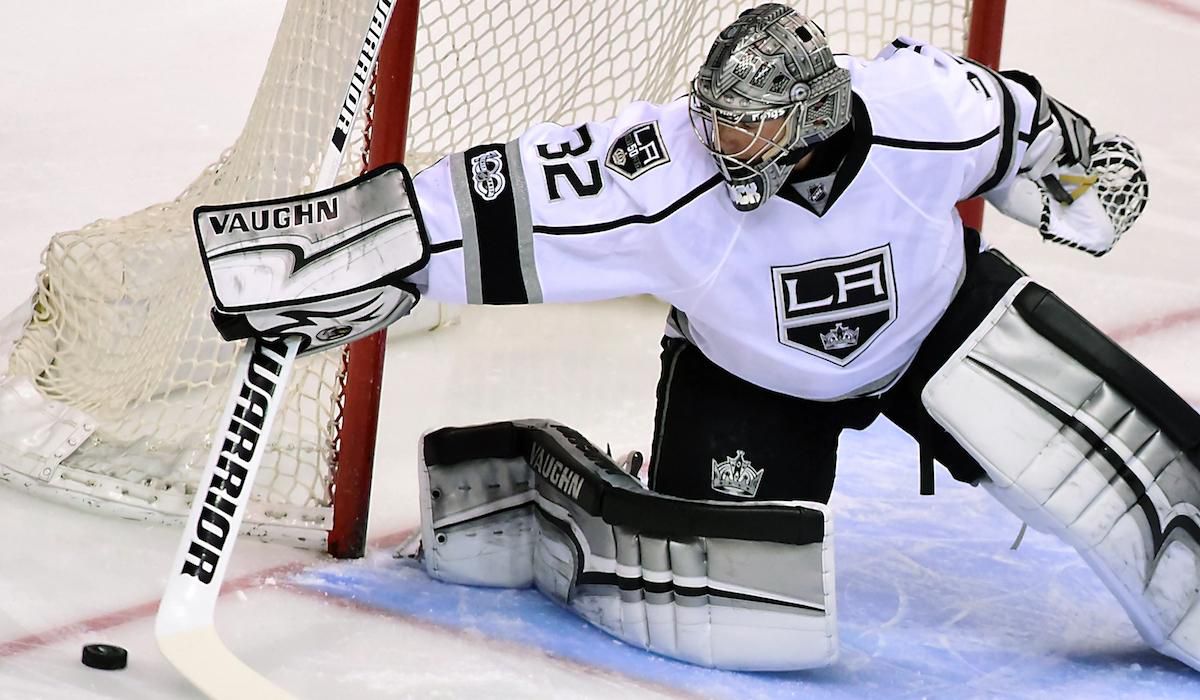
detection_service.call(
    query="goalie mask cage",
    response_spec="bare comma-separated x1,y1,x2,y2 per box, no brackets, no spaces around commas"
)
0,0,1005,558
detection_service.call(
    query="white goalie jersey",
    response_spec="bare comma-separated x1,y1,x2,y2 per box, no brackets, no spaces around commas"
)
410,39,1047,401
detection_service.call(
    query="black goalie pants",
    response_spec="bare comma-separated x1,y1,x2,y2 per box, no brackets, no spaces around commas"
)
648,233,1023,504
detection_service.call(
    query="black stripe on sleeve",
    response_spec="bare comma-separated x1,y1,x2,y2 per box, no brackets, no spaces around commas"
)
999,70,1043,98
872,127,1000,152
1018,116,1054,146
1003,69,1053,147
1000,70,1047,116
463,144,527,304
965,59,1020,198
531,174,723,236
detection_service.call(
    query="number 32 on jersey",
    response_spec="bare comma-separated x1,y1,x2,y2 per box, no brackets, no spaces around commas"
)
537,126,603,201
534,121,672,201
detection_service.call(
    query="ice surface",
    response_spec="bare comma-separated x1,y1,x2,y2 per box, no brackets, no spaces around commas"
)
3,0,1200,697
290,418,1200,699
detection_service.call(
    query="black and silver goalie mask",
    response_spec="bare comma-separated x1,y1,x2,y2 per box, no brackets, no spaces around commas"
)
690,4,852,211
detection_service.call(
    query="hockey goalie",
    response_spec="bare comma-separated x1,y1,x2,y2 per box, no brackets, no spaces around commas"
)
191,3,1190,673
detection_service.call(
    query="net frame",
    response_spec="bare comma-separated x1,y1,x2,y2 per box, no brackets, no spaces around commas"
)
0,0,1006,558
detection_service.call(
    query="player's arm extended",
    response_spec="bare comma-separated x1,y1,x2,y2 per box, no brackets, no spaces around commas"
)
194,103,716,353
408,101,722,305
966,63,1149,256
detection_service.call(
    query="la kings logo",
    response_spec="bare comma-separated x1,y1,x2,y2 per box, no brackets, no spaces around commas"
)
771,245,896,366
606,121,670,180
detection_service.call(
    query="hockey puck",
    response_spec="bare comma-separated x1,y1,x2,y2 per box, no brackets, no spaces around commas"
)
81,643,127,670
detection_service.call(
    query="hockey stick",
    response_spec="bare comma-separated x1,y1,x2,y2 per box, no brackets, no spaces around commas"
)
155,2,400,697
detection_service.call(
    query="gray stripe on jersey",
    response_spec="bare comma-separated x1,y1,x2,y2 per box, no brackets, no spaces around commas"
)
449,155,484,303
504,138,543,303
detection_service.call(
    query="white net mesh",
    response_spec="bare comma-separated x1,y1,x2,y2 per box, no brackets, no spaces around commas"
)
403,0,974,170
3,1,385,543
0,0,977,548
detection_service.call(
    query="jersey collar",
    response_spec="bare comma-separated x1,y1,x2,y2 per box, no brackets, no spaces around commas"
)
777,92,872,217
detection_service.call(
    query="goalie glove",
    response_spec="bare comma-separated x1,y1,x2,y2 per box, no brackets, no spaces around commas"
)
986,134,1149,257
193,164,429,355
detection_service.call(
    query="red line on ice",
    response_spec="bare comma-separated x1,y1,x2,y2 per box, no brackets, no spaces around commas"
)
0,560,308,658
1107,306,1200,344
0,528,415,659
0,526,701,697
1106,306,1200,403
1133,0,1200,23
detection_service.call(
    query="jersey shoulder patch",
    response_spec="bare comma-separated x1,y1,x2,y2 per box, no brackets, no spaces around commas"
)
605,121,671,180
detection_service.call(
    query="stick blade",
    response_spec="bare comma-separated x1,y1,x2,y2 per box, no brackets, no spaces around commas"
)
158,626,294,700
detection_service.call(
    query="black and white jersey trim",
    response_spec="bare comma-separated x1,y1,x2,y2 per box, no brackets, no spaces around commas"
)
1003,70,1054,148
869,49,1019,197
450,140,543,304
964,58,1020,198
872,127,1000,152
532,174,724,236
890,37,923,54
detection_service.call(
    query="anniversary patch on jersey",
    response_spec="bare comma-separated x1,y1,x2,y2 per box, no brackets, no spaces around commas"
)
605,121,670,180
771,245,897,366
453,142,537,305
470,149,507,201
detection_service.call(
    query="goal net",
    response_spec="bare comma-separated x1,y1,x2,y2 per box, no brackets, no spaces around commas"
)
0,0,993,557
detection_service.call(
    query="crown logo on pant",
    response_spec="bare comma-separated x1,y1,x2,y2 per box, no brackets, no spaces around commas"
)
711,450,765,498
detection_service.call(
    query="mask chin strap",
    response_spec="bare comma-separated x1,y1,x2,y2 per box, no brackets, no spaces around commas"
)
778,145,811,168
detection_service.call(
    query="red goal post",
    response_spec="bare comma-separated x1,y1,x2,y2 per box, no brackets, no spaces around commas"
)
960,0,1009,230
333,1,422,559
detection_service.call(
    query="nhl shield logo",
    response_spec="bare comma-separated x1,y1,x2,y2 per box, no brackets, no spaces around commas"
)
711,450,764,498
771,245,897,366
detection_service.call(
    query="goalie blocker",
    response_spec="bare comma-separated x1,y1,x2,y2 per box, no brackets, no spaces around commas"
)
417,419,837,671
922,251,1200,672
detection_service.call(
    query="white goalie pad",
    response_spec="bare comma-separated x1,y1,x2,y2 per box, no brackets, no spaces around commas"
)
417,420,837,671
922,277,1200,671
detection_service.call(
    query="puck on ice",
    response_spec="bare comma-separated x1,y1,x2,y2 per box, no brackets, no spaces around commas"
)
81,643,127,670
